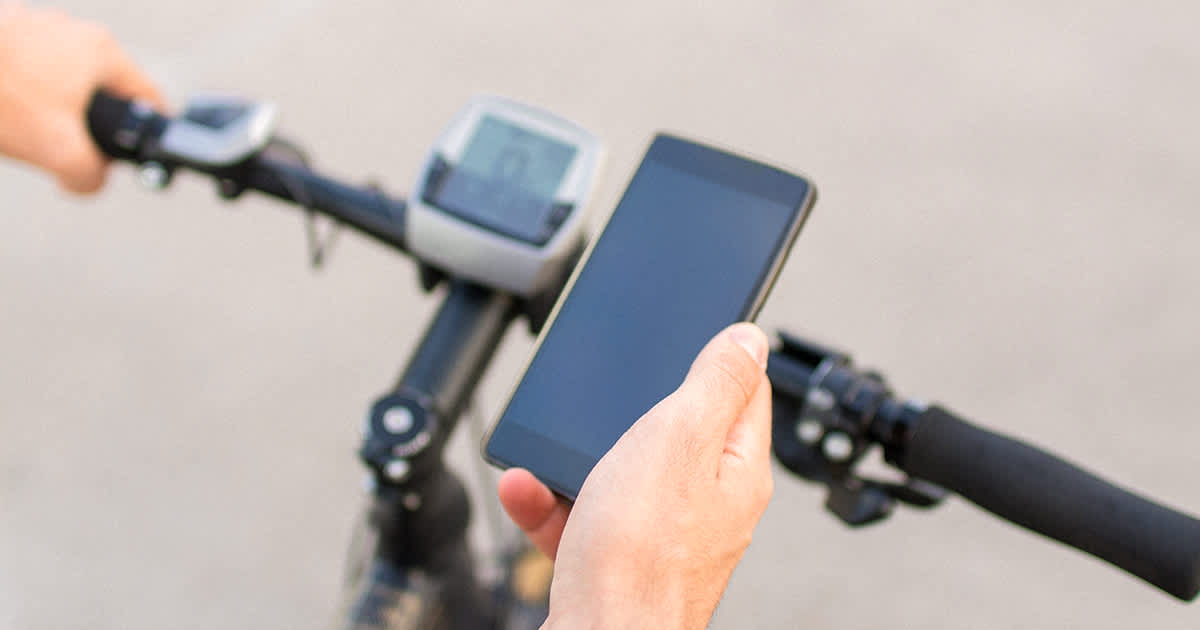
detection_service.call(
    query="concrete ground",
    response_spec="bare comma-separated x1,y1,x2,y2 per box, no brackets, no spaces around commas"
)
2,1,1197,628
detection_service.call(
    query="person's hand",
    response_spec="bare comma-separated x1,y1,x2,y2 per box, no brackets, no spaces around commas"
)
0,3,163,193
498,322,775,630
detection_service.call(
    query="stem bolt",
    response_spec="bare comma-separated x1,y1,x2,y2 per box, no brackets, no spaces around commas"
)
382,406,415,434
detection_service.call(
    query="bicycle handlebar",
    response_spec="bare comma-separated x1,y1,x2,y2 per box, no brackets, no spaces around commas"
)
87,90,535,626
900,405,1200,601
86,90,410,253
86,90,145,161
87,89,1200,605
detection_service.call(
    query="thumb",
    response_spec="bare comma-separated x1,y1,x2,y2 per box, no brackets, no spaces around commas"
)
670,322,769,443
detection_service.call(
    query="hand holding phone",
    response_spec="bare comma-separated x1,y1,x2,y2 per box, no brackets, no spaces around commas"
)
485,134,816,499
499,322,775,630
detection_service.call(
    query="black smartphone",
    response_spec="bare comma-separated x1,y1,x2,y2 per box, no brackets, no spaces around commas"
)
484,134,816,499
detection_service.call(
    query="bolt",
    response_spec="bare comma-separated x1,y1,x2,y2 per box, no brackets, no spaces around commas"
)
795,418,824,445
137,162,169,189
805,388,835,412
382,406,414,434
822,431,855,462
402,492,422,511
383,459,410,482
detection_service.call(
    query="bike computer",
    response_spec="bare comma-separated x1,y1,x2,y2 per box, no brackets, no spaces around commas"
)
407,95,602,297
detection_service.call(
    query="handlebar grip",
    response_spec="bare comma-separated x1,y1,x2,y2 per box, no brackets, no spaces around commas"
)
86,90,141,161
900,405,1200,601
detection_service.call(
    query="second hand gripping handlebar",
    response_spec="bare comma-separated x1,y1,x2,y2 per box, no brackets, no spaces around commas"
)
86,90,410,253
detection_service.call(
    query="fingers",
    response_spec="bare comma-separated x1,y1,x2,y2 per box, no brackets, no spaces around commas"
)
42,114,109,194
718,376,774,508
69,24,162,193
57,158,108,194
498,468,571,560
721,376,773,472
670,322,769,442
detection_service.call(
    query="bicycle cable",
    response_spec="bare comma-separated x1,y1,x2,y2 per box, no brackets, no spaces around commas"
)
258,137,343,267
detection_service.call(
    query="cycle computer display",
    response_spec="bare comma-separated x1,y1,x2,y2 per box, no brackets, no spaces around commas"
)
407,95,602,297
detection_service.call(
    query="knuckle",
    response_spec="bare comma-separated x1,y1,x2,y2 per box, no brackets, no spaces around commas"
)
727,467,773,513
48,147,103,193
704,351,757,406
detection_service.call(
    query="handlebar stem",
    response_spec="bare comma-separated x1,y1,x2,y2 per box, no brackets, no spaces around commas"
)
347,281,519,627
359,280,516,547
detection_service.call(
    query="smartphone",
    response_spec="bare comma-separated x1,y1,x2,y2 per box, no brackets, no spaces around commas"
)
484,134,816,499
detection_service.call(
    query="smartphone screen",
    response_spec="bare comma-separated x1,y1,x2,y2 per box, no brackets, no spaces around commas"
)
485,134,815,499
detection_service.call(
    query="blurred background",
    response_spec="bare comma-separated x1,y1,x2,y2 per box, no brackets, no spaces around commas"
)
2,1,1197,628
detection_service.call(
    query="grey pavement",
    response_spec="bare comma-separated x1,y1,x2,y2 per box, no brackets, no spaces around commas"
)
1,1,1198,628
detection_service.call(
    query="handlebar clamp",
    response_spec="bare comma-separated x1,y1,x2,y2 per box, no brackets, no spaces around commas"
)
360,390,439,488
768,332,947,526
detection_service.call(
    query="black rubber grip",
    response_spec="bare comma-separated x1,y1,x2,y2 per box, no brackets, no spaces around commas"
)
86,90,140,161
901,405,1200,601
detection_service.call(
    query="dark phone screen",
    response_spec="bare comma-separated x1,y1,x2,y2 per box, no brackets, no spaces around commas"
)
487,135,813,496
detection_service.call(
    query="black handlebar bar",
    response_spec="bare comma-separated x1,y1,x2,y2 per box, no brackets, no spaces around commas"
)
86,90,146,161
901,406,1200,601
86,90,410,253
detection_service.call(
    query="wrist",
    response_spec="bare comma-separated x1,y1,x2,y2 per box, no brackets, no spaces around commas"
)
542,605,688,630
541,566,701,630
